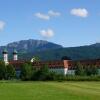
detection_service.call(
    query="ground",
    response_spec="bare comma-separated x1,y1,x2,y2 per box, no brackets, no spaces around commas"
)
0,81,100,100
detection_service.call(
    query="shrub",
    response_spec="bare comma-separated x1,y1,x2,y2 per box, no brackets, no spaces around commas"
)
42,71,64,81
5,64,16,80
85,65,98,76
0,61,6,80
20,63,33,81
32,65,50,81
75,62,85,76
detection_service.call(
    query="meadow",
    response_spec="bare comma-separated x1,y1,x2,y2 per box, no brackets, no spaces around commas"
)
0,81,100,100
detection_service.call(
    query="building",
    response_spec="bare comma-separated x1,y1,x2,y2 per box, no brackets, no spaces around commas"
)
2,49,100,75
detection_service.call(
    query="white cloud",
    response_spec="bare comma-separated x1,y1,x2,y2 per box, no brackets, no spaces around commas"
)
48,10,61,17
34,10,61,20
70,8,88,18
0,21,6,31
35,13,50,20
40,29,54,38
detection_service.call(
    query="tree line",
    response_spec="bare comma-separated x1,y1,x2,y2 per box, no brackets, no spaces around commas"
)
0,61,100,81
75,62,98,76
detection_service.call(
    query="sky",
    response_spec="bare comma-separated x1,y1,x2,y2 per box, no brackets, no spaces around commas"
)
0,0,100,47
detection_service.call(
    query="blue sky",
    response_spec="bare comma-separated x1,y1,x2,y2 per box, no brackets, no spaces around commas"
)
0,0,100,47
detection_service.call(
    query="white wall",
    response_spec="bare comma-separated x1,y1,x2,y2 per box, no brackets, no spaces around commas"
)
67,70,75,75
98,69,100,75
4,54,8,63
49,68,68,75
14,55,18,60
49,68,76,75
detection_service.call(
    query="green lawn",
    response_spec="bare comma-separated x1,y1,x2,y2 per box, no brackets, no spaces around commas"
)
0,81,100,100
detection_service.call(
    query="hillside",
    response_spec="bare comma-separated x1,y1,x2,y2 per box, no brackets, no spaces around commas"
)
15,42,100,61
20,45,100,61
1,39,100,61
0,39,62,59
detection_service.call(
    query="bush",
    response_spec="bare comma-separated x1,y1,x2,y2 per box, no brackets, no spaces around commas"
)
75,62,85,76
32,65,50,81
31,65,65,81
5,64,16,80
42,71,64,81
20,63,33,81
0,61,6,80
85,65,98,76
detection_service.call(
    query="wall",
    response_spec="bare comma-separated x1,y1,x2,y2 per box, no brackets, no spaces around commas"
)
98,69,100,75
67,70,75,75
49,68,68,75
50,68,65,75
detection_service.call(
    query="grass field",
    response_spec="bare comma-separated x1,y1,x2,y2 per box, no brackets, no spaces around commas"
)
0,81,100,100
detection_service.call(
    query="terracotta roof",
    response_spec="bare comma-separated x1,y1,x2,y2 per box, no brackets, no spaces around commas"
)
9,59,100,70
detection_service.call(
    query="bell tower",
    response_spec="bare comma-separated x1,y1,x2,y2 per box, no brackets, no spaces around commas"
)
13,49,18,61
2,49,8,64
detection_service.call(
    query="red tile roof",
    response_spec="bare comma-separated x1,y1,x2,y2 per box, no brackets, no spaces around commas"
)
9,59,100,70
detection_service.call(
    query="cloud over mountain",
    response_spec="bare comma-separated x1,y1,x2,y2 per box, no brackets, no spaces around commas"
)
39,29,54,38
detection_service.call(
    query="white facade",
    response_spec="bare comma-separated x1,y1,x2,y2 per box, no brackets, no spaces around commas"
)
64,68,68,75
67,70,75,75
13,54,18,60
49,68,68,75
3,53,8,64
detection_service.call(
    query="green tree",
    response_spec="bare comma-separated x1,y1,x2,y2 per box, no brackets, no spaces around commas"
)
0,61,6,80
20,63,33,81
32,64,49,81
75,62,85,76
39,65,49,80
85,65,98,76
91,65,98,75
6,64,16,80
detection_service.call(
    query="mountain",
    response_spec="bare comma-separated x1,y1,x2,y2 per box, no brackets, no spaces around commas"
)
89,43,100,47
19,43,100,61
0,40,100,61
0,39,63,59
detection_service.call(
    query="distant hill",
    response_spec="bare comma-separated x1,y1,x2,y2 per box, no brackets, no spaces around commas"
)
0,39,100,61
18,43,100,61
89,43,100,47
0,39,63,59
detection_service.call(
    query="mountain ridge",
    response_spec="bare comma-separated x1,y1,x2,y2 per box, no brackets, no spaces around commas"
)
0,39,63,56
0,39,100,61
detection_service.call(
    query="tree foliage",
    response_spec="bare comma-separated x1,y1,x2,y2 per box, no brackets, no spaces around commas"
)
75,62,85,76
75,62,98,76
0,61,6,80
32,64,50,81
20,63,33,81
6,64,16,80
85,65,98,76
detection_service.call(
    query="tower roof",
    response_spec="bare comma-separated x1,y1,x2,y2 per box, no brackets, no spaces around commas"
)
13,49,18,54
2,48,8,54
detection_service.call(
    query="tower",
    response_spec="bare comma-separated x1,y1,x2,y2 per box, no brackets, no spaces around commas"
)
13,49,18,61
62,56,71,75
2,49,8,64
